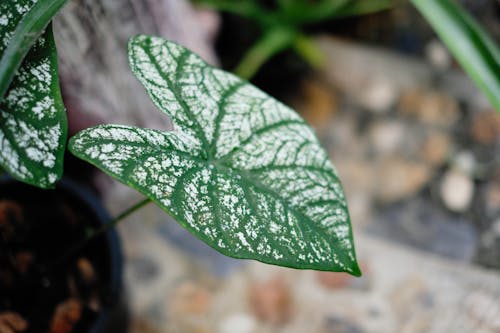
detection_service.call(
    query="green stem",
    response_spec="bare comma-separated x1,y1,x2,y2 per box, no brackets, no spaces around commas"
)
48,197,152,270
284,0,350,24
234,27,297,80
330,0,397,19
92,197,152,237
0,0,70,99
292,34,325,69
193,0,265,23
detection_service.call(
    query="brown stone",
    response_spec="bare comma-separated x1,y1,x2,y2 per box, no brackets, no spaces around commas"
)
316,271,353,289
375,158,432,203
50,299,82,333
399,89,459,126
248,276,293,325
419,131,452,166
485,180,500,214
169,281,212,316
295,78,338,131
76,258,96,284
0,312,28,333
398,88,423,116
470,110,500,144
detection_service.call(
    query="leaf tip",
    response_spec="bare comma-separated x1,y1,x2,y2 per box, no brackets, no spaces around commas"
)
350,261,362,277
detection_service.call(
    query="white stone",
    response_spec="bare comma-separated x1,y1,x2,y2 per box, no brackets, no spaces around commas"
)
425,39,451,70
440,168,474,212
453,150,476,175
369,121,406,155
360,78,397,113
219,313,257,333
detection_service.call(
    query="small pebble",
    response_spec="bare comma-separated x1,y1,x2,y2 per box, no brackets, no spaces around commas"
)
453,151,476,175
470,110,500,144
419,131,451,167
316,271,353,289
218,313,257,333
50,299,82,333
369,121,405,155
440,168,474,212
399,89,459,126
361,79,397,113
248,276,292,325
169,281,212,315
375,158,432,203
425,39,451,69
76,258,96,284
0,312,28,332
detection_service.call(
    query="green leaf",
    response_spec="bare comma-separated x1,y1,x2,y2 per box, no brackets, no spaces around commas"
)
69,35,360,275
0,24,67,188
411,0,500,111
0,0,69,99
332,0,397,18
234,27,297,79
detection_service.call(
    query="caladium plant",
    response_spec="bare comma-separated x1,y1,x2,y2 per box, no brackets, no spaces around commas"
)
0,0,361,275
69,35,361,275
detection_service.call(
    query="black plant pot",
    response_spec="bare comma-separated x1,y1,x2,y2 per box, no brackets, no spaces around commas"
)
0,177,126,333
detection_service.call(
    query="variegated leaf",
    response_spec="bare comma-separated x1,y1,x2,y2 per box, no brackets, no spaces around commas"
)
69,35,360,275
0,0,67,189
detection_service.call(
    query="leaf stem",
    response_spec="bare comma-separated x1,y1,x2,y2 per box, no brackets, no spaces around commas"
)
234,27,297,80
96,198,151,235
48,197,151,270
292,34,325,69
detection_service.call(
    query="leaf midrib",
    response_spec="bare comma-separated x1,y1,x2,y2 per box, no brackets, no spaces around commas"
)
94,126,346,256
141,45,211,156
134,41,341,236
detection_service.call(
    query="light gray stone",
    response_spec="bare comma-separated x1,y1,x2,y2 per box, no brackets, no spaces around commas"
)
219,313,257,333
440,168,475,212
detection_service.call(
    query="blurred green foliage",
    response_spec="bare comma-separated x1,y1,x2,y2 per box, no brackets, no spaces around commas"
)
193,0,396,79
411,0,500,111
194,0,500,112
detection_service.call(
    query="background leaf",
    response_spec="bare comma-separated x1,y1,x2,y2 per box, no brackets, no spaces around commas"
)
0,24,67,188
411,0,500,111
331,0,397,18
0,0,69,98
70,36,360,275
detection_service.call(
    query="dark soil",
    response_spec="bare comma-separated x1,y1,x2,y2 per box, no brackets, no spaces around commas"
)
0,181,113,333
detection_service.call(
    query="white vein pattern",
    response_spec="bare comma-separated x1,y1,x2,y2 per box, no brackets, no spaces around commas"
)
0,0,66,188
70,35,359,274
0,0,37,51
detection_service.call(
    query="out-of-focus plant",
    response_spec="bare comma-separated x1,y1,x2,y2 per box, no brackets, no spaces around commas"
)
195,0,500,112
410,0,500,111
192,0,397,79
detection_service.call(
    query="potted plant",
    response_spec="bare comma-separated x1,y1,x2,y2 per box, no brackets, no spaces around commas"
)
1,0,499,332
0,177,125,333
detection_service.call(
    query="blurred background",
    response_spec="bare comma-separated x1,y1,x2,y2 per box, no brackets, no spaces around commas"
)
54,0,500,332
